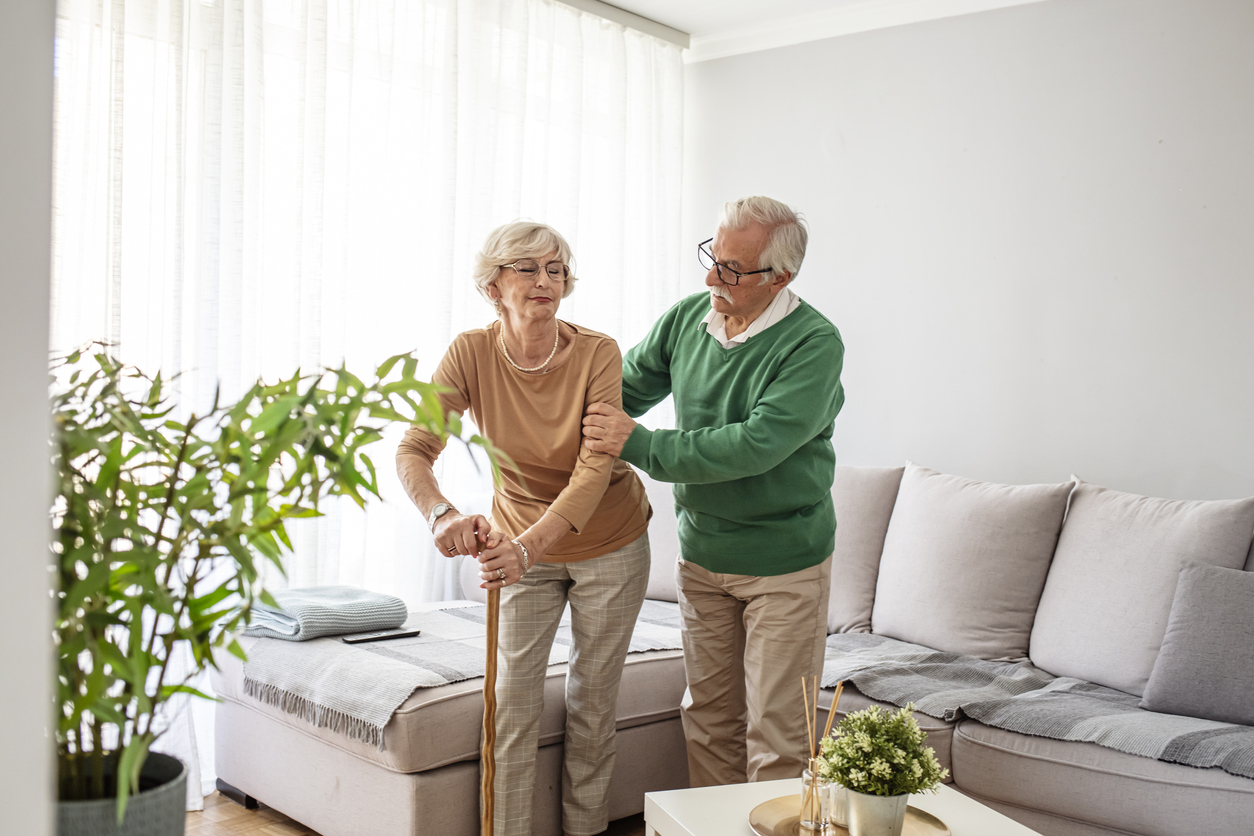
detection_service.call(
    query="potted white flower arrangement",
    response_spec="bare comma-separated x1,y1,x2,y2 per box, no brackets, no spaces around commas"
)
816,703,948,836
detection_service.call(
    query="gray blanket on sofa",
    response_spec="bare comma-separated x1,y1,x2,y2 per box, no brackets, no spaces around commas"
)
823,633,1254,780
243,585,408,641
243,600,683,749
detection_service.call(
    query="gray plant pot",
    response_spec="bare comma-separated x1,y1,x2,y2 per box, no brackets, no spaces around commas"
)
57,752,186,836
845,788,908,836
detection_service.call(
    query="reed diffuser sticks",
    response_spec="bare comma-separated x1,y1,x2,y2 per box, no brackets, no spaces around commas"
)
802,676,845,759
800,676,845,829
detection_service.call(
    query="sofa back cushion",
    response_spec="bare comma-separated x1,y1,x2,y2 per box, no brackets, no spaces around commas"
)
1029,479,1254,696
871,463,1072,661
1140,563,1254,726
828,465,904,633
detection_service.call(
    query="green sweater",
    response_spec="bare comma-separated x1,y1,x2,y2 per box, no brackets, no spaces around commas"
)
621,292,845,576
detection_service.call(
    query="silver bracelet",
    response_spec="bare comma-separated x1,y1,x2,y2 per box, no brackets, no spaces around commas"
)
512,538,531,572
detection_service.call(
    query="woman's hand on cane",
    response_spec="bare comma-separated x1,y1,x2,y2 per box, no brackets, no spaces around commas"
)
435,513,492,557
477,535,529,589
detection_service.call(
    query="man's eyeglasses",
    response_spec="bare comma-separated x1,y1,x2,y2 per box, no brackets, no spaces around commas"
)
504,259,570,280
698,238,772,286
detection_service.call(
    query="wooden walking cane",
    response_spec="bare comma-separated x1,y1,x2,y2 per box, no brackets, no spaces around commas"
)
481,585,501,836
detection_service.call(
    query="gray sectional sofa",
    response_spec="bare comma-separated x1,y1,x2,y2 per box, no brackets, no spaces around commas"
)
822,463,1254,836
212,464,1254,836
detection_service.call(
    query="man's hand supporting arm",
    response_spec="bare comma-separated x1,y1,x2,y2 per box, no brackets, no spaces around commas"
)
581,403,638,457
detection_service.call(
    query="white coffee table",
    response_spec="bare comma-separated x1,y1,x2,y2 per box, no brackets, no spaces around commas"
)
644,779,1042,836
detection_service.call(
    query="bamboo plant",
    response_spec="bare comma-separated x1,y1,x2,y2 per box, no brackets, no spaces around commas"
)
51,344,501,821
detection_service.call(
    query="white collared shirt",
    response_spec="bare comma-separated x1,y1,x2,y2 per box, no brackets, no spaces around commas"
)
700,286,800,349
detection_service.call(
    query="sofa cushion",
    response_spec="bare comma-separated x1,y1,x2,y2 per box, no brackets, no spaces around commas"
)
951,720,1254,836
827,465,904,634
211,602,686,774
870,464,1072,661
1029,480,1254,697
1140,563,1254,725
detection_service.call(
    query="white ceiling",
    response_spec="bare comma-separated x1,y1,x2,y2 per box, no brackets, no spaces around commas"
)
609,0,872,38
600,0,1050,62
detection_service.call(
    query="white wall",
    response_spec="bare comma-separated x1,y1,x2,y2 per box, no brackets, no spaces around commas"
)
0,1,55,833
683,0,1254,499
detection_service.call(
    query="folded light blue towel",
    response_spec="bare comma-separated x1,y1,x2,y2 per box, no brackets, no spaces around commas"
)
243,585,408,641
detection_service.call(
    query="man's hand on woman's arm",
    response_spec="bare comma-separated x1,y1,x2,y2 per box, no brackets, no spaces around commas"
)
581,402,637,457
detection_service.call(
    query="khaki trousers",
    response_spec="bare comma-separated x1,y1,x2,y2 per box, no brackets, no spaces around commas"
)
488,534,650,836
676,555,832,787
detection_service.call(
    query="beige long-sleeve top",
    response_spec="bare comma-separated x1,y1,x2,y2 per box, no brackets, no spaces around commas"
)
397,320,650,562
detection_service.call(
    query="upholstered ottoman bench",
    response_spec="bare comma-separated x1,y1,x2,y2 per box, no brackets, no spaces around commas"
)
211,597,689,836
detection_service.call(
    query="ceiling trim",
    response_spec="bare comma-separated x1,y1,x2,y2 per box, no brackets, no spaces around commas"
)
554,0,690,49
685,0,1049,63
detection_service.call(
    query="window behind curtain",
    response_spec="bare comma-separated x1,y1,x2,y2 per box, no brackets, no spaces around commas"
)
52,0,685,605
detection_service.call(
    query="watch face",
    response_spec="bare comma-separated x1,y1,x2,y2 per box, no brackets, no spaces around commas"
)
429,503,451,530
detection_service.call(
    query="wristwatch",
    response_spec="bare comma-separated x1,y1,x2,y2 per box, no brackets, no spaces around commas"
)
427,502,456,532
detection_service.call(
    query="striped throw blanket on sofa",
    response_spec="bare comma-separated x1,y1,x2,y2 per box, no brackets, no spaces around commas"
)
823,633,1254,780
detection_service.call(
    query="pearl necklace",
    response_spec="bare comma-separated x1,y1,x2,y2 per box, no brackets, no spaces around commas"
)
499,322,560,373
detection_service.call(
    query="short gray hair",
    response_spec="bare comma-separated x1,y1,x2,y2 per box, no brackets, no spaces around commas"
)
472,221,578,307
718,196,808,284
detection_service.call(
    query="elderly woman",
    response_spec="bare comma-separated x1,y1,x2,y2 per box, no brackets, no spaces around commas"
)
396,221,651,836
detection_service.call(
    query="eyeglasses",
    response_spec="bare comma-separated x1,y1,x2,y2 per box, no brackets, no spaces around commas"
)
698,238,772,286
503,259,570,280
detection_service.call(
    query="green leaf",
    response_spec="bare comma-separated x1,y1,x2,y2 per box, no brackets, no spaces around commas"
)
115,736,152,823
249,394,304,436
375,352,407,379
94,435,124,492
159,684,219,702
226,638,248,661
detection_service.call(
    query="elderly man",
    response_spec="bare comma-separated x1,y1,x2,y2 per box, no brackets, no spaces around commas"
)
582,196,845,786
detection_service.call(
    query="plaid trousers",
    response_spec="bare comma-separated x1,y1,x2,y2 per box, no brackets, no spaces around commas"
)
487,533,650,836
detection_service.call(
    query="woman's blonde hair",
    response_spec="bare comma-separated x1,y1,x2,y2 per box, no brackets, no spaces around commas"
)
473,221,578,308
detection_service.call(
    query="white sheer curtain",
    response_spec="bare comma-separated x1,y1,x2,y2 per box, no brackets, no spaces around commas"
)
52,0,683,805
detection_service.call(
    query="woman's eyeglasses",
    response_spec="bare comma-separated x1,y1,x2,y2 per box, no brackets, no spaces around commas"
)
504,259,569,280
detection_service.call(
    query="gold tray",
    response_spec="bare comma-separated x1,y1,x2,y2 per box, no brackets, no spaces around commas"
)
748,795,951,836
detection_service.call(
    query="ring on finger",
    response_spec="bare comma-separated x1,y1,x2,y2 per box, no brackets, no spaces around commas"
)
446,545,457,554
496,567,506,580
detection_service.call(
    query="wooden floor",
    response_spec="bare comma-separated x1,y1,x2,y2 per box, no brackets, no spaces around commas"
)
186,791,647,836
185,793,319,836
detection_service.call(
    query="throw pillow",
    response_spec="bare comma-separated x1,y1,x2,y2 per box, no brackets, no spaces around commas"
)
827,465,905,634
1029,479,1254,697
1140,563,1254,725
870,463,1073,661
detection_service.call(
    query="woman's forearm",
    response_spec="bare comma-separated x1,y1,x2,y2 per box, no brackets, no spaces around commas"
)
396,453,452,522
516,510,573,563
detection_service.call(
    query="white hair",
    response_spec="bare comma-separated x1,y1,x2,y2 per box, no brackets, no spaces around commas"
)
718,196,808,284
472,221,578,308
